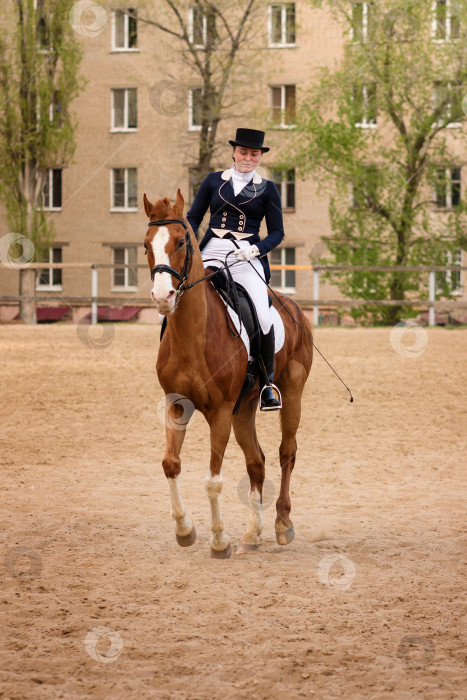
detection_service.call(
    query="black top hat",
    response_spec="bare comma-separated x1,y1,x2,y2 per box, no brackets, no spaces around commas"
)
229,128,270,153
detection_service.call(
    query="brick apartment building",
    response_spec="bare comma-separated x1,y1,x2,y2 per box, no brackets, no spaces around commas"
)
0,1,464,322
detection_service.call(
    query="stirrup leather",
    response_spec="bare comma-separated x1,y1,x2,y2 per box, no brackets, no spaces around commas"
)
259,383,282,411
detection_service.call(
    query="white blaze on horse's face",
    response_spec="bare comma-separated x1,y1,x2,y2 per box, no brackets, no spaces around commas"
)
150,226,177,314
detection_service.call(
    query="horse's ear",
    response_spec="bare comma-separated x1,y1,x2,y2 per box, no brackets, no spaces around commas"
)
174,188,185,217
143,193,152,218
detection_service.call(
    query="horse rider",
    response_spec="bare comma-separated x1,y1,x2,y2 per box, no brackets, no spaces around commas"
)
186,128,285,411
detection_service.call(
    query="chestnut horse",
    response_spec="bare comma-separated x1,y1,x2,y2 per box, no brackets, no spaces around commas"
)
144,189,313,557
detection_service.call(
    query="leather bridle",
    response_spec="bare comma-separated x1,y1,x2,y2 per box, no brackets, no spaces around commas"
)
146,218,194,292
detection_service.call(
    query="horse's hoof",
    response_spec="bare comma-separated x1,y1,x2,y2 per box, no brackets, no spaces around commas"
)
210,543,232,559
276,525,295,545
176,527,197,547
236,543,258,554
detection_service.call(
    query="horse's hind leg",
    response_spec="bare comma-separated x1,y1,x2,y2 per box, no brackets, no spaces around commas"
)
205,409,232,558
276,363,307,545
232,400,265,553
163,404,196,547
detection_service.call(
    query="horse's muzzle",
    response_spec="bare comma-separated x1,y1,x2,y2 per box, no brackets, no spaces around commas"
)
151,288,176,314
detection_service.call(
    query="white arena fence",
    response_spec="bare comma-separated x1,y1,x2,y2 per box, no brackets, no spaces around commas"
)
1,263,467,326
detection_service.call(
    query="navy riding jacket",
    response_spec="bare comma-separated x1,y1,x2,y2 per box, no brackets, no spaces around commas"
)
186,169,285,283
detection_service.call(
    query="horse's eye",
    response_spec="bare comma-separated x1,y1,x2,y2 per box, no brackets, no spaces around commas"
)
178,238,185,249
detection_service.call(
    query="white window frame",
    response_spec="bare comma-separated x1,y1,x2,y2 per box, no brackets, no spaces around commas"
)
188,88,203,131
270,167,295,210
188,6,207,47
445,249,463,295
354,84,377,128
112,10,138,52
36,246,62,291
434,167,462,209
351,2,373,42
43,168,62,211
432,0,460,41
268,3,296,47
111,246,138,290
110,168,138,212
270,247,296,293
111,88,137,132
270,85,296,128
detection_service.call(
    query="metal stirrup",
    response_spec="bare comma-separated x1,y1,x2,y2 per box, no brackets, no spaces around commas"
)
259,383,282,411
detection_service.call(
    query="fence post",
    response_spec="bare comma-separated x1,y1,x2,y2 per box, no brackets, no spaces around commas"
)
428,269,435,327
313,268,320,327
91,266,98,325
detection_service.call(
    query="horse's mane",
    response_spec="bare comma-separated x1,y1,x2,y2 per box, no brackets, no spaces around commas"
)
151,197,173,219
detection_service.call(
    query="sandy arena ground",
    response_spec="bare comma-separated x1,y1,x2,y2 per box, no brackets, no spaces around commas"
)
0,323,466,699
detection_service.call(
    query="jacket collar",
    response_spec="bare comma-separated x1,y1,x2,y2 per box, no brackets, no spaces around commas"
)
221,168,262,184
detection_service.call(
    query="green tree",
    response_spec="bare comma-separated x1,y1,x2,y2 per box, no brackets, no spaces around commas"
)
289,0,467,324
0,0,84,323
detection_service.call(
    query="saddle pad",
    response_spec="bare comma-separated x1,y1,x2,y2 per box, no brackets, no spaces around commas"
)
226,303,285,359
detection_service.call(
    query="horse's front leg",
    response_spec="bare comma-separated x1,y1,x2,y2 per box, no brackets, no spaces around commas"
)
162,402,196,547
205,409,232,559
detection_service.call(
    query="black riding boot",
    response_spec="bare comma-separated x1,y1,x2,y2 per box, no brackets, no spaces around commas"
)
259,327,282,411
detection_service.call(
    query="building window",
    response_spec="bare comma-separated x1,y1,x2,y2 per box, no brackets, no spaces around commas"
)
270,168,295,210
354,84,377,127
351,2,374,42
113,10,137,50
270,247,296,292
189,88,203,130
43,169,62,210
270,85,295,127
434,167,461,208
269,3,296,46
112,247,138,289
49,91,62,126
433,81,463,125
189,6,207,47
445,249,463,293
111,168,137,211
433,0,460,40
111,88,137,131
37,247,62,289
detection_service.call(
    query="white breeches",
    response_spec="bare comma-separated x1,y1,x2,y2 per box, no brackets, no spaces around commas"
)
201,238,272,335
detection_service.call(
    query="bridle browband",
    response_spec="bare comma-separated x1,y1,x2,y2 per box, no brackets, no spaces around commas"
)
146,217,194,290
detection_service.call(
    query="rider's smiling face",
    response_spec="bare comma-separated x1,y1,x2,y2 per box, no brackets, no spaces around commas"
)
233,147,262,173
